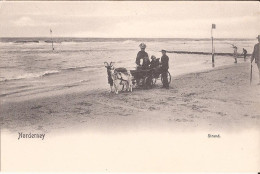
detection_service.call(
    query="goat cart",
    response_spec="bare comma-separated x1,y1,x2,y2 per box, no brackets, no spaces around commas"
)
130,67,171,89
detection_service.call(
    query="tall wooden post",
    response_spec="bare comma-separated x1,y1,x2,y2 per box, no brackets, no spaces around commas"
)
50,29,54,51
211,29,214,64
211,24,216,67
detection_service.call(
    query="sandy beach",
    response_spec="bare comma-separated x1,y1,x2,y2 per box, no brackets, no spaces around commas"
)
1,2,260,172
1,62,259,134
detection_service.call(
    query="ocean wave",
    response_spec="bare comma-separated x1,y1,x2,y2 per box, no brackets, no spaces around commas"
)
0,64,104,83
45,40,62,43
1,40,60,45
0,70,60,82
122,40,137,44
14,40,40,43
62,64,103,71
61,41,81,45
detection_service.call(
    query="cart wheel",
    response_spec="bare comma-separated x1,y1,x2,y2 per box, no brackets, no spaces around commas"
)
144,76,153,89
161,71,171,85
167,71,171,84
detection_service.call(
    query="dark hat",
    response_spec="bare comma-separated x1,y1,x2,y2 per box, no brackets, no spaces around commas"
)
139,43,146,49
151,55,156,59
160,49,167,52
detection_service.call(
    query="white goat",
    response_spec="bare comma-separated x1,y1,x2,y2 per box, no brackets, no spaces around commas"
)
104,62,132,94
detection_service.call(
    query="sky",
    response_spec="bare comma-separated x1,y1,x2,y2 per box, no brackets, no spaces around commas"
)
0,1,259,38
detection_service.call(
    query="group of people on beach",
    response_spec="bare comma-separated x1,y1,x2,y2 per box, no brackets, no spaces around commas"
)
106,35,260,93
135,34,260,87
233,46,247,63
236,35,260,85
135,43,169,89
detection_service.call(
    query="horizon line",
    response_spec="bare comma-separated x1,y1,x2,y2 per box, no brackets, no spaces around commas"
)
0,36,256,40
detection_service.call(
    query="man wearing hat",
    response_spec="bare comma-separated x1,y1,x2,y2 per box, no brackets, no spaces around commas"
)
160,49,169,89
251,35,260,85
136,43,150,70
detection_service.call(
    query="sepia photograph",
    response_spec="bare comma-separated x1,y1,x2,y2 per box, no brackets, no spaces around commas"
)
0,1,259,172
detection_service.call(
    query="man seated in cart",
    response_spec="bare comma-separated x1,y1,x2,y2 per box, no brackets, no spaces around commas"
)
150,55,161,78
150,55,160,69
136,43,150,70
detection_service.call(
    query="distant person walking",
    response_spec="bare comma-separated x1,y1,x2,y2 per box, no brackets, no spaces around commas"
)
233,46,238,63
160,50,169,89
251,35,260,85
242,48,247,61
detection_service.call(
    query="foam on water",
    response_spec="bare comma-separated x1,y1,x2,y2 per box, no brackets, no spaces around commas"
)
0,70,60,82
122,39,137,44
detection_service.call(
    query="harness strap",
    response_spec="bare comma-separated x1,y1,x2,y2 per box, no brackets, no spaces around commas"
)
120,77,128,82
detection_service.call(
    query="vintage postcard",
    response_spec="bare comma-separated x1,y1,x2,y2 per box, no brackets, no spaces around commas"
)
0,1,259,172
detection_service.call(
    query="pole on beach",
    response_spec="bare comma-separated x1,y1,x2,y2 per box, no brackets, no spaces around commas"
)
211,24,216,67
250,63,253,85
50,29,54,51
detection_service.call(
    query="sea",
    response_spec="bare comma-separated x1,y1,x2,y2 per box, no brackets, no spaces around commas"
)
0,37,256,101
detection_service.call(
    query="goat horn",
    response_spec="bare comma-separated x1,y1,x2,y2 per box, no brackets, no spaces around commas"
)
110,62,114,66
104,62,109,66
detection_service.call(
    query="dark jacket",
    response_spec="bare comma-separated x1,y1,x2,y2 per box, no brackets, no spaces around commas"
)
252,43,260,64
136,51,149,66
161,55,169,70
150,58,160,69
142,57,151,69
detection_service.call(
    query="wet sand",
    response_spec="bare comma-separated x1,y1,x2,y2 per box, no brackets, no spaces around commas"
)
1,62,260,134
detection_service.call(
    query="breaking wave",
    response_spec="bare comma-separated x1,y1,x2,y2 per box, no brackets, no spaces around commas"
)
0,64,103,82
122,40,137,44
0,70,60,82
